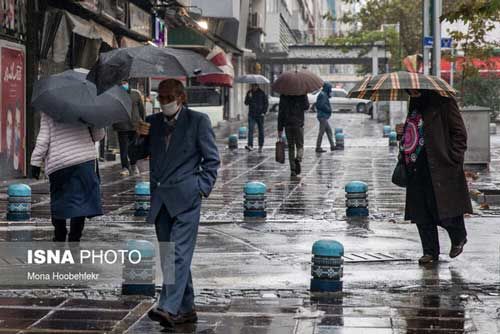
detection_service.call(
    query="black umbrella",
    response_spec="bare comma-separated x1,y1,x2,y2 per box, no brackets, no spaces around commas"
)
32,70,131,127
87,46,222,94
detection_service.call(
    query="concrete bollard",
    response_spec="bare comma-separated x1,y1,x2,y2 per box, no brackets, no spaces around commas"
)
310,240,344,292
389,131,398,146
228,134,238,150
345,181,369,217
244,181,267,218
122,240,156,297
335,133,345,150
383,125,391,138
238,127,248,139
334,128,343,135
490,123,497,135
7,184,31,221
134,182,150,217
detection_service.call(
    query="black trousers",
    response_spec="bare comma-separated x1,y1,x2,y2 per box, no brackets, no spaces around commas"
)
52,217,85,242
117,131,137,169
415,216,467,258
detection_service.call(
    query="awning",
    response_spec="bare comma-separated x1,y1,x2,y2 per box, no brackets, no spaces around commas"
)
120,36,145,48
65,12,118,48
197,46,234,87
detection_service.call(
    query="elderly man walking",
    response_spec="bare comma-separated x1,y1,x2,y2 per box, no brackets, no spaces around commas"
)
131,79,220,328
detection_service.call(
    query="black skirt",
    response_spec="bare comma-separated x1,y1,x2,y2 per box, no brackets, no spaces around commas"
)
49,160,103,220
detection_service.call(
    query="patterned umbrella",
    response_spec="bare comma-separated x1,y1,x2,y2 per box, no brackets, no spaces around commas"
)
348,71,457,101
272,70,323,95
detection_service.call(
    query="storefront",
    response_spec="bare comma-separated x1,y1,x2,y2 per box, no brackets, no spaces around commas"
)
0,1,27,178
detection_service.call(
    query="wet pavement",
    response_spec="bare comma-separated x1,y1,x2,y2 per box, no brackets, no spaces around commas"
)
0,112,499,333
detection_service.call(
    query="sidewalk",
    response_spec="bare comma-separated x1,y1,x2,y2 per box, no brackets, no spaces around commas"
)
0,112,499,333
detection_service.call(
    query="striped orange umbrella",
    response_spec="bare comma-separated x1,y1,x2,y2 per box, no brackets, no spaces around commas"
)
348,71,457,101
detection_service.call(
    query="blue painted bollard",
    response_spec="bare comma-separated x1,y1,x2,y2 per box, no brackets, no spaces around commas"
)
228,134,238,150
345,181,369,217
334,128,343,135
244,181,267,218
383,125,391,137
389,131,397,146
335,133,345,150
122,240,156,296
134,182,150,217
490,123,497,135
238,127,248,139
7,184,31,221
310,240,344,292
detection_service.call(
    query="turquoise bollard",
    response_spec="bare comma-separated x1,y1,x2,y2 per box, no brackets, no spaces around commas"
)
334,128,343,135
7,184,31,221
238,127,248,139
134,182,150,217
345,181,369,217
310,240,344,292
228,134,238,149
383,125,391,137
122,240,156,297
335,133,345,150
244,181,267,218
389,131,397,146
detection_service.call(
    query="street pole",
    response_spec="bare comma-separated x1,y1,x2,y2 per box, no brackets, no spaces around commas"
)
423,0,430,74
450,45,455,87
432,0,442,77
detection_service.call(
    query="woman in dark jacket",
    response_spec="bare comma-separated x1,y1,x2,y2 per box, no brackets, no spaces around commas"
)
399,90,472,264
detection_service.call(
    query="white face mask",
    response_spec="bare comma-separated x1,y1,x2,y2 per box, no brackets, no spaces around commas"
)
161,101,180,117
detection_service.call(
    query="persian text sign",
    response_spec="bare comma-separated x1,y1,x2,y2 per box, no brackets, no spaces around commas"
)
0,43,25,177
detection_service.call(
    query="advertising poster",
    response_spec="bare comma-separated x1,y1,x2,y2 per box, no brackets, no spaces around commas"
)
0,42,26,177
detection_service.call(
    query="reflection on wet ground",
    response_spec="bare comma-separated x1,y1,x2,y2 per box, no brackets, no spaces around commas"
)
0,113,499,333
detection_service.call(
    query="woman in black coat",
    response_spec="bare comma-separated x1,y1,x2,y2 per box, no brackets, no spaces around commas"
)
398,90,472,264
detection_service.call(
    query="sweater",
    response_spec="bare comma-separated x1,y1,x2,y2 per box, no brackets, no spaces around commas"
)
31,112,105,176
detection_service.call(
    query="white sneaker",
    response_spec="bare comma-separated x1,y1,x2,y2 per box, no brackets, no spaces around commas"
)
120,168,130,177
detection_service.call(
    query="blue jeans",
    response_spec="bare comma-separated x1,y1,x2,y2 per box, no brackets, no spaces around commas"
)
248,114,265,148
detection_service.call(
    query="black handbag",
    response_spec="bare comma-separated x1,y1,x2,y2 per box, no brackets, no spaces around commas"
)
391,156,407,188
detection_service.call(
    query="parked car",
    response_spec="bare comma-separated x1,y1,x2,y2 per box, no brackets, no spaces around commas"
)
268,95,280,112
308,88,372,114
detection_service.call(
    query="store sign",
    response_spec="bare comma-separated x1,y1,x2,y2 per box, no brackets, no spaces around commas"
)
0,42,25,177
129,3,151,38
0,0,27,38
154,17,167,47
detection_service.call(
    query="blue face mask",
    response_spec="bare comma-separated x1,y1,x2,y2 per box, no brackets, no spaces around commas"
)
121,84,129,91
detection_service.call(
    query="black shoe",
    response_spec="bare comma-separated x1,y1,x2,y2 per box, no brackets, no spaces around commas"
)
245,145,253,151
418,254,439,265
450,239,467,258
315,148,326,153
295,159,301,175
149,307,198,327
291,171,297,177
330,146,336,152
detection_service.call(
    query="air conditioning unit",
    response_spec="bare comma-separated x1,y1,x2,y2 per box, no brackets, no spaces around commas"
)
249,12,263,29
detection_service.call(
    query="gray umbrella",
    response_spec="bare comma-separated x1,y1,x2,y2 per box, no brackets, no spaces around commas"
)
87,46,222,94
32,70,131,128
235,74,270,84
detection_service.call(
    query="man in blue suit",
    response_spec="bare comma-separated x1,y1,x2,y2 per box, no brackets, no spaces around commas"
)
133,79,220,327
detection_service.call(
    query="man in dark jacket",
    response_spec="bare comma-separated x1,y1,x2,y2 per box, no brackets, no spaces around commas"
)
113,80,145,176
244,84,268,153
278,95,309,177
315,82,335,152
133,79,220,327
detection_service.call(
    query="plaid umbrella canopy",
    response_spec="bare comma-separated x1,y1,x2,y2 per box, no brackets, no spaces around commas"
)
348,71,457,101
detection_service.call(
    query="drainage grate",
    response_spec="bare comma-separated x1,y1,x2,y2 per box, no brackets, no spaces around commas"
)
343,252,411,263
